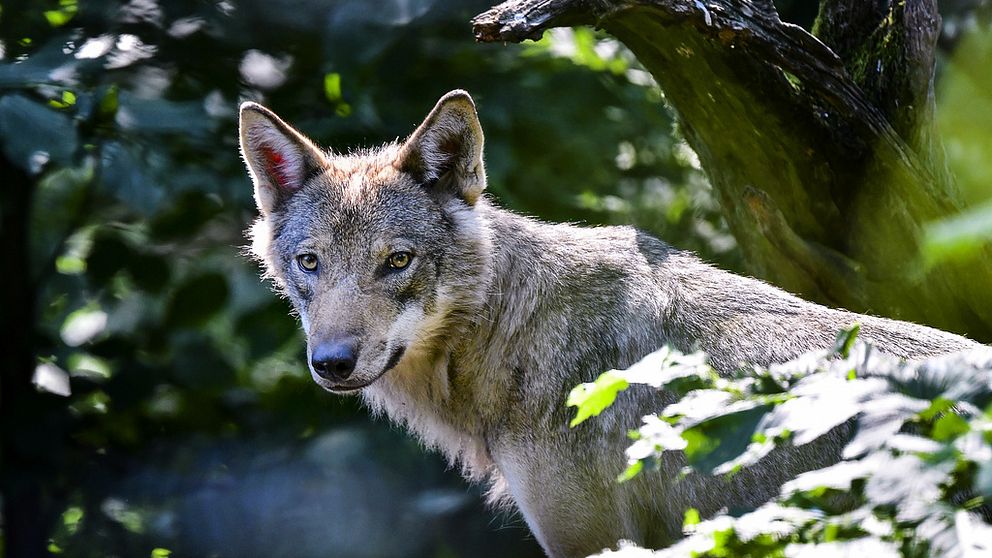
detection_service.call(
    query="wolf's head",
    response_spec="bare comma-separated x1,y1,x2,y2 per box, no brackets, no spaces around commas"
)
240,91,493,392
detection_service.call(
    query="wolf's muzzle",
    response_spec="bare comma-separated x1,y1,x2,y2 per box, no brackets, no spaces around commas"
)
311,338,359,382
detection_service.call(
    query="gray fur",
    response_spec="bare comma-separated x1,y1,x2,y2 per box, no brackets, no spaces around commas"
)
239,90,980,557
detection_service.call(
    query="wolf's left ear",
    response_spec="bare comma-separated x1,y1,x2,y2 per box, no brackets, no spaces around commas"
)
239,102,326,216
396,90,486,205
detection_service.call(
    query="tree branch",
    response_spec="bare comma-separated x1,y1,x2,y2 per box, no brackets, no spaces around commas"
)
472,0,992,340
814,0,944,164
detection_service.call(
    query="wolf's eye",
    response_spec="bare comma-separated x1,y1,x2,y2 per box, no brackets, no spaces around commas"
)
385,252,412,271
297,253,319,272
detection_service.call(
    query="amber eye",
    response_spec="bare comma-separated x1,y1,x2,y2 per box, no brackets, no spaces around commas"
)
385,252,412,270
297,253,319,272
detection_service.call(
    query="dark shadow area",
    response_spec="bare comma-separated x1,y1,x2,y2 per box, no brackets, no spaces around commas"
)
0,0,726,556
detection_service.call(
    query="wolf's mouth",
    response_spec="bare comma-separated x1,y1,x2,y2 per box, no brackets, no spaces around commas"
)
324,345,406,393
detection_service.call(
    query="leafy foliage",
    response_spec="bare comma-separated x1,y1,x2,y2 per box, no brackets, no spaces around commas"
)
4,0,990,556
576,328,992,557
3,0,726,555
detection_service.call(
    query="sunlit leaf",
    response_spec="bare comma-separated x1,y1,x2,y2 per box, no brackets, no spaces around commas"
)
61,306,108,347
683,508,701,530
48,90,77,109
567,371,629,427
624,415,687,471
785,538,900,558
324,72,343,103
56,254,86,274
954,511,992,558
864,454,950,521
832,323,860,358
616,346,711,390
616,460,643,483
782,455,877,496
101,498,144,534
932,412,970,441
33,362,71,396
63,506,84,533
920,397,955,421
43,0,78,27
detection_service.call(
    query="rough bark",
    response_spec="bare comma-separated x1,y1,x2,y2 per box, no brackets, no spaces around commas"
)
472,0,992,342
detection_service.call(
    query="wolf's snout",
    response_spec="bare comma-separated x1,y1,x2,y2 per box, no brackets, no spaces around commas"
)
310,338,358,382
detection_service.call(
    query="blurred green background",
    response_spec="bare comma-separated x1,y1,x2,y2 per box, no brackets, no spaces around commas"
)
1,0,988,556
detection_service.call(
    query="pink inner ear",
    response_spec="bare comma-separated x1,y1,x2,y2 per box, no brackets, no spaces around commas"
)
261,144,297,191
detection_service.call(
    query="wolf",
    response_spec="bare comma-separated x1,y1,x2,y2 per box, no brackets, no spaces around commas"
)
238,90,978,557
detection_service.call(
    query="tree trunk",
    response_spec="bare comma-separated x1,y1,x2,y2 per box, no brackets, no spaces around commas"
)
472,0,992,342
1,158,55,557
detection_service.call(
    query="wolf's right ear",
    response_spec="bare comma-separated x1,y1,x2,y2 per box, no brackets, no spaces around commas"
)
239,102,326,216
396,90,486,205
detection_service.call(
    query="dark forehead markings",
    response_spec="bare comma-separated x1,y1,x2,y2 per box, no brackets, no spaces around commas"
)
268,213,296,251
271,166,449,251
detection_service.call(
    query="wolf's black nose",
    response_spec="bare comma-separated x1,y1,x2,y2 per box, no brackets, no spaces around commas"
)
311,339,358,382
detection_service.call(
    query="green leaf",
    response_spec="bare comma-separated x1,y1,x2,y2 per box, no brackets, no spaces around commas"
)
823,522,839,542
683,507,701,529
617,346,712,392
932,413,970,441
963,496,985,510
151,549,172,558
63,506,83,528
616,460,643,483
832,323,861,358
683,404,771,473
99,85,120,118
920,397,955,421
61,305,108,347
43,0,78,27
324,72,343,103
48,90,77,109
56,254,86,274
567,371,629,427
